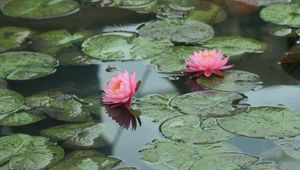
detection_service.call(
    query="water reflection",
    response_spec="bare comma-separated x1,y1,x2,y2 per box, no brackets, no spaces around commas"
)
105,106,141,130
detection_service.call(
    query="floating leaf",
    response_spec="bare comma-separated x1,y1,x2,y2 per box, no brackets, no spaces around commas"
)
113,0,154,6
160,115,234,144
275,135,300,160
0,0,80,20
139,19,214,44
248,162,282,170
0,26,33,52
201,36,266,56
0,51,57,80
0,134,64,169
186,2,222,24
25,91,93,122
134,94,182,122
149,46,204,74
0,79,7,89
218,106,300,138
260,3,300,27
50,150,121,170
270,27,292,37
141,140,258,170
0,89,24,115
0,109,46,126
41,122,108,149
196,70,261,93
161,0,199,11
169,90,245,117
82,32,172,61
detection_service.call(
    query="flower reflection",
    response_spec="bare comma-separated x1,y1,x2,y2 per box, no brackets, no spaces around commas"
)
185,78,205,92
105,106,141,130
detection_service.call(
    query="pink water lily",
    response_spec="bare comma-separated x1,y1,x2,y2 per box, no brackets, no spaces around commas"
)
102,71,141,110
183,49,234,78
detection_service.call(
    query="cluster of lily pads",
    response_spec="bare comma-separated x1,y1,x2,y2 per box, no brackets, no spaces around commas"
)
1,0,300,169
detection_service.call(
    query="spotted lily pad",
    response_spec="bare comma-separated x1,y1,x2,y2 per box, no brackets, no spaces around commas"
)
133,94,182,122
82,32,173,61
50,150,121,170
275,135,300,160
0,89,24,115
41,122,108,149
201,36,266,56
260,3,300,27
196,70,261,93
0,26,33,52
0,0,80,20
0,51,57,80
0,108,46,126
140,140,258,170
33,29,94,55
0,134,64,169
25,91,93,122
160,115,234,144
218,106,300,138
169,90,246,117
149,46,204,74
139,19,214,44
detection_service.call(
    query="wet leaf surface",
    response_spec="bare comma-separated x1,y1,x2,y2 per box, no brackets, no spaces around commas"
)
0,51,57,80
0,134,64,169
41,122,108,149
160,115,234,144
218,106,300,138
0,0,80,20
25,91,93,122
0,26,33,52
140,140,258,170
0,109,46,126
196,70,261,93
169,90,246,117
0,89,24,115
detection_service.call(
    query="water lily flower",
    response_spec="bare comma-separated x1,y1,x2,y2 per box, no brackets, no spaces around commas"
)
102,71,141,110
183,49,233,78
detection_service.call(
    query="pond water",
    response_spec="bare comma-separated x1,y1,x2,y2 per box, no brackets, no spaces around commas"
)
1,0,300,170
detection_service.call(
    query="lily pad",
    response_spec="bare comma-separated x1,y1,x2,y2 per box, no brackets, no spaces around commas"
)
50,150,121,170
270,27,292,37
0,0,80,20
33,29,94,55
0,79,7,89
140,140,258,170
160,115,234,144
113,0,154,6
139,19,214,44
275,135,300,160
260,3,300,27
248,162,282,170
218,106,300,138
133,94,182,122
0,51,57,80
161,0,199,11
169,90,245,117
25,91,93,122
82,32,173,61
196,70,261,93
41,122,108,149
0,26,33,52
0,109,46,126
201,36,266,56
187,2,222,24
0,89,24,115
0,134,64,169
149,46,204,74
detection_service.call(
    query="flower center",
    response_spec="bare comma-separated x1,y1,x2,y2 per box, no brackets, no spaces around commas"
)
201,53,214,60
112,80,122,93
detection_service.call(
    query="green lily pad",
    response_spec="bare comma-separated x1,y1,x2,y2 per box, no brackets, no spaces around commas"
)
0,0,80,20
139,19,214,44
41,122,107,149
133,94,182,122
196,70,261,93
270,27,292,37
260,3,300,27
248,162,282,170
50,150,121,170
0,89,24,115
201,36,266,56
169,90,246,117
82,32,173,61
296,29,300,36
113,0,154,6
33,29,94,55
149,46,204,74
160,0,199,11
0,51,57,80
160,115,234,144
218,106,300,138
0,26,33,52
141,140,258,170
0,134,64,169
0,109,46,126
186,2,222,24
25,91,93,122
275,135,300,160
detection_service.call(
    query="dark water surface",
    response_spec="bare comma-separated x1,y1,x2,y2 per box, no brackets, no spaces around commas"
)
1,1,300,170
